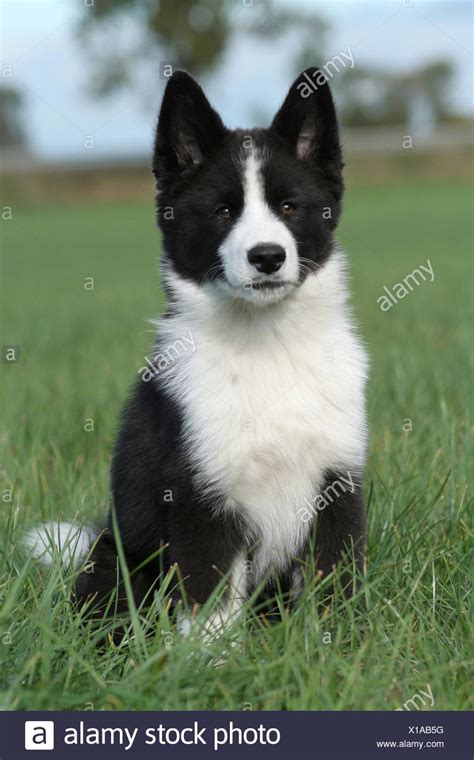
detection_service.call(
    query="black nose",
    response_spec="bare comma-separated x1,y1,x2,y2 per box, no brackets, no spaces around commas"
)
247,244,286,275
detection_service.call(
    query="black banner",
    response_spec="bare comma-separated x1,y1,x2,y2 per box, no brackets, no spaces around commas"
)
1,711,471,759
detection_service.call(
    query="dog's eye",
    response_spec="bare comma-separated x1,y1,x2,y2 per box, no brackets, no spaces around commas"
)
280,201,297,216
215,205,231,219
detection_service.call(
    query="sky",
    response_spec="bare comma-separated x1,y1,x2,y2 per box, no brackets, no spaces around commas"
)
2,0,473,161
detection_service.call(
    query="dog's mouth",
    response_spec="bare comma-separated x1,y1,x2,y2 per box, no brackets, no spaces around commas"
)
249,280,289,290
215,276,297,304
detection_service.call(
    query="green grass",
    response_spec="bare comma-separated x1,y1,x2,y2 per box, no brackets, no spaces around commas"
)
0,180,472,710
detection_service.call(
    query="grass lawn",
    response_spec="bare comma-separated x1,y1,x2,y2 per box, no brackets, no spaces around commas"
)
0,180,472,710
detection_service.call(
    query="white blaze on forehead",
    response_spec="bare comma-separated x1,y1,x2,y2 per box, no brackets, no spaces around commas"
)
217,149,299,298
243,151,268,220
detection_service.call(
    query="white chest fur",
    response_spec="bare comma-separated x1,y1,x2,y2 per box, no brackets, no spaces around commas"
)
156,253,368,579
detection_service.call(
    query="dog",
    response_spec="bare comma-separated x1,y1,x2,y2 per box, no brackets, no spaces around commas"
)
27,68,368,635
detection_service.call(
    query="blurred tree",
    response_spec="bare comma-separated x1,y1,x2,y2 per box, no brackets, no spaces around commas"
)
0,86,28,149
77,2,458,129
405,61,454,120
337,60,455,127
77,0,328,97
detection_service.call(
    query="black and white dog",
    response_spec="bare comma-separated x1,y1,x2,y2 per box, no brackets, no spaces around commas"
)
28,69,368,633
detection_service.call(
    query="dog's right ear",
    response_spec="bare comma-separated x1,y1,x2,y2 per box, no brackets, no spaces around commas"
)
153,71,227,184
271,68,342,167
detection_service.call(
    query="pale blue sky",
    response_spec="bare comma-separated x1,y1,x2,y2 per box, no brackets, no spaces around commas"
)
2,0,473,160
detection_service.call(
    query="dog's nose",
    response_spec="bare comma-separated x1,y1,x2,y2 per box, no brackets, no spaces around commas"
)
247,244,286,275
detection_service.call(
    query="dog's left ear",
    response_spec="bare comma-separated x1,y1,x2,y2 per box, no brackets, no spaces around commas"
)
153,71,227,185
271,68,342,172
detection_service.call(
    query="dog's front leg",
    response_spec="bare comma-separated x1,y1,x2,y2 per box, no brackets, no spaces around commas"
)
169,503,247,637
313,470,366,599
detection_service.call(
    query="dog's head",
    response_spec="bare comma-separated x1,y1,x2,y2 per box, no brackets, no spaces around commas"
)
153,69,344,306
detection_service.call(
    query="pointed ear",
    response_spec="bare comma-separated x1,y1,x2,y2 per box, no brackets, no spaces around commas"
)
271,68,342,170
153,71,227,184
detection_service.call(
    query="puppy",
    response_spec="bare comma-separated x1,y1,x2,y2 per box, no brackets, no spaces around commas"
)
29,69,368,634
